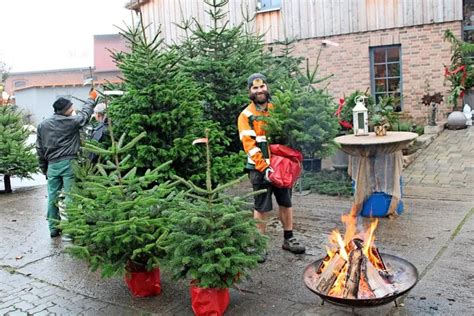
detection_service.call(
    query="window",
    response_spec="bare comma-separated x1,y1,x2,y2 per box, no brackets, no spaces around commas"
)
370,45,402,111
257,0,281,12
464,0,474,42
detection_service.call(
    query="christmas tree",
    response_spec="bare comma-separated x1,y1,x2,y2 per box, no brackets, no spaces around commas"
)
0,106,38,193
60,131,177,277
164,130,267,288
106,22,234,185
176,0,270,155
263,41,340,159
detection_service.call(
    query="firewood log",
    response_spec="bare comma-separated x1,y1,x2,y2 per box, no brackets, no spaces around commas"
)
343,247,363,299
365,260,397,297
358,257,376,299
315,254,346,294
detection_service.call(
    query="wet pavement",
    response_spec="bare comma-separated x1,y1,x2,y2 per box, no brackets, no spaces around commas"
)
0,127,473,315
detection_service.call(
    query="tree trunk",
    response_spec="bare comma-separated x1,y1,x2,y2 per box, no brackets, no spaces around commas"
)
1,175,12,193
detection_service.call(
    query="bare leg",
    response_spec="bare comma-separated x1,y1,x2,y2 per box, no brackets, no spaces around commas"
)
254,210,268,234
279,206,293,231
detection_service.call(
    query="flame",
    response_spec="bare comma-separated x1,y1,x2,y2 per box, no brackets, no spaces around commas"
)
320,215,386,297
328,264,348,297
362,219,377,256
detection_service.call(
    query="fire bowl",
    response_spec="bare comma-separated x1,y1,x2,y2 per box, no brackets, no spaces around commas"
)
303,253,418,307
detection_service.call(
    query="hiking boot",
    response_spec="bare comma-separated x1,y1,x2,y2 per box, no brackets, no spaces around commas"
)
257,250,268,264
50,229,61,238
282,237,306,254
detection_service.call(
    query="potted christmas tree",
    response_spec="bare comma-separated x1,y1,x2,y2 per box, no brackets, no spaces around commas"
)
164,130,267,316
60,131,176,297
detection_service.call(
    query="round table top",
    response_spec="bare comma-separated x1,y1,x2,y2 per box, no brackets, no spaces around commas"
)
334,131,418,146
334,131,418,156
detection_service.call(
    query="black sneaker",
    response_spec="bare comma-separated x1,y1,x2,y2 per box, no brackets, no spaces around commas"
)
50,229,61,238
257,250,268,264
282,237,306,254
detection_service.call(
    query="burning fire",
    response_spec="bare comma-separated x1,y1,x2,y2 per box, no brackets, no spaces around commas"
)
315,214,394,299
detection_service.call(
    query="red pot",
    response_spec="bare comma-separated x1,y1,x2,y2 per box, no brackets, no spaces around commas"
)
124,267,161,297
190,282,230,316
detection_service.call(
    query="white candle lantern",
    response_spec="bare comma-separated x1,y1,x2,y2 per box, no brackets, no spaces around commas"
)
352,95,369,136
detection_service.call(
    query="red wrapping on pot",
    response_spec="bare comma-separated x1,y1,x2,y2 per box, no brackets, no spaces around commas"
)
190,283,230,316
268,144,303,188
124,268,161,297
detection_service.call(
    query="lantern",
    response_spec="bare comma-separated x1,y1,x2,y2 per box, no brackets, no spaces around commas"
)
352,95,369,136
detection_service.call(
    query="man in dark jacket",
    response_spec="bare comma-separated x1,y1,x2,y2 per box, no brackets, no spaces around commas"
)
88,103,108,163
36,89,98,237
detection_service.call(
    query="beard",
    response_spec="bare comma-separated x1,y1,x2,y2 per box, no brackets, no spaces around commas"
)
249,91,270,105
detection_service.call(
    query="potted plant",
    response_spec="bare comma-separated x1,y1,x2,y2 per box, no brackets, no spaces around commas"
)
443,29,474,128
337,90,375,134
60,131,176,297
368,95,399,136
370,114,389,136
164,131,267,316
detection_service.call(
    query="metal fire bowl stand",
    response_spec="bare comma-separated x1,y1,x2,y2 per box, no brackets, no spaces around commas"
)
303,253,419,308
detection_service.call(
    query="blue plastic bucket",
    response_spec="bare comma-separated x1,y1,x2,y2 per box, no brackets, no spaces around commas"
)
352,178,404,217
360,192,403,217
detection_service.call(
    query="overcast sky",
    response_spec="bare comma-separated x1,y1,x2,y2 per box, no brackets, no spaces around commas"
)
0,0,134,73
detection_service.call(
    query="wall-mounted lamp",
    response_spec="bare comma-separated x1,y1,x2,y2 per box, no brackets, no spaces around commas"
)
322,39,339,47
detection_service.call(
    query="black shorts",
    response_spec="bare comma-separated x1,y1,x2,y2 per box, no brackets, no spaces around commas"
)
248,170,292,213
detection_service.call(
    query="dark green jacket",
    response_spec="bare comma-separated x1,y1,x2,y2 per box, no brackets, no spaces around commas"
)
36,98,96,174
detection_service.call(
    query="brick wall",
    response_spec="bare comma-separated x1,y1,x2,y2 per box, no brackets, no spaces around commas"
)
285,21,462,124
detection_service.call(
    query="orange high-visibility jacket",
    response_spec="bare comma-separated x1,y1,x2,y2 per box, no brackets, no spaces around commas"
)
237,102,273,172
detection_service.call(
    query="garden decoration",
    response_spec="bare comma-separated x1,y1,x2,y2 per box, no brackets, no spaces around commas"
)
368,95,398,136
164,130,267,316
352,96,369,136
421,92,443,126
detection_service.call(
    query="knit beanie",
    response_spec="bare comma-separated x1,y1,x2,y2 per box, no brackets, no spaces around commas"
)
247,73,267,89
53,97,73,113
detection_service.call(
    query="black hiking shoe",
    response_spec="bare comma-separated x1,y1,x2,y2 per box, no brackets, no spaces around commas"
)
257,250,268,264
50,229,61,238
282,237,306,254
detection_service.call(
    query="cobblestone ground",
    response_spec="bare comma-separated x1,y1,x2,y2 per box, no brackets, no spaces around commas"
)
1,128,473,315
0,270,139,315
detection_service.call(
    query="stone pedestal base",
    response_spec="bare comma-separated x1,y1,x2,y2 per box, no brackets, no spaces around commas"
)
424,122,445,135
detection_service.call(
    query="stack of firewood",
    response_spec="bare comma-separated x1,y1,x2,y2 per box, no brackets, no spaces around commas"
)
314,238,397,299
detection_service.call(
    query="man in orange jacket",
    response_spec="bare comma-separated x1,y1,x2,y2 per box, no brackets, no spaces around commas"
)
237,73,305,261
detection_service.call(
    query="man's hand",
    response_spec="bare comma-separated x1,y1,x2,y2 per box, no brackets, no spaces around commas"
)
89,88,98,101
263,167,273,183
